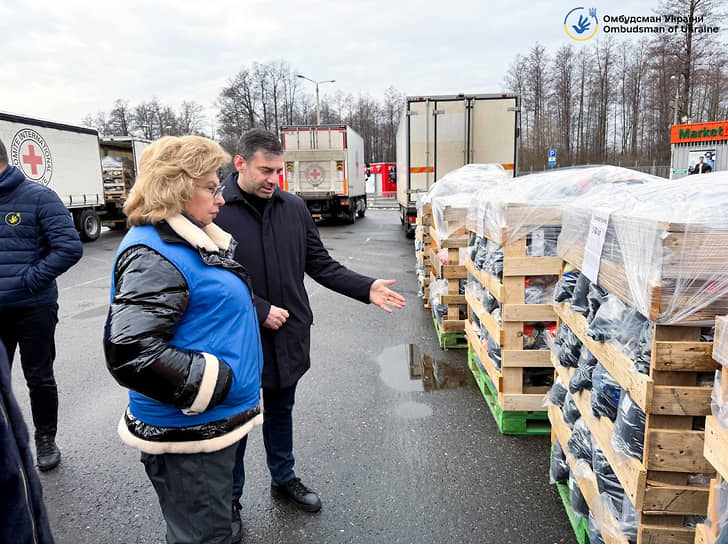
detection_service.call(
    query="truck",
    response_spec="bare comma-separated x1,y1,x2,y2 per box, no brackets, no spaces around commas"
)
281,125,367,223
0,112,149,241
395,93,519,236
98,136,150,230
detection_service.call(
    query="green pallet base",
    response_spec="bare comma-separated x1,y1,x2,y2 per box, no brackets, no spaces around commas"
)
467,350,550,435
555,481,590,544
431,313,467,349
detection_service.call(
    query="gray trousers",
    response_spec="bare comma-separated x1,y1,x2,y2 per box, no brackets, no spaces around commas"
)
141,443,237,544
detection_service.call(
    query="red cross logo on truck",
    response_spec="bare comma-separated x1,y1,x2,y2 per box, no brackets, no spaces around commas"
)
10,128,53,186
22,144,43,176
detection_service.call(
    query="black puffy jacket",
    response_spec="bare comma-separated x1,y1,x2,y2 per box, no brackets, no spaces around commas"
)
0,166,82,308
104,218,263,453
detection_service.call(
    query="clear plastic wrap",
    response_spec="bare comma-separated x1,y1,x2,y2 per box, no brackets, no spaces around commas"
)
589,515,606,544
427,164,510,246
545,376,568,408
468,165,659,246
525,276,559,304
611,392,646,462
555,325,582,368
586,294,628,342
712,370,728,428
487,335,502,370
558,173,728,325
569,468,590,522
568,418,593,465
715,316,728,367
429,279,448,323
713,477,728,539
592,443,625,516
591,363,622,421
569,347,598,394
554,265,580,303
586,283,610,324
550,437,570,484
563,392,581,428
570,273,592,316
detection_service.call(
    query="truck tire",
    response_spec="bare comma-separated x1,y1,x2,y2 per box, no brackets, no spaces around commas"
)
345,206,356,224
357,199,366,218
77,209,101,242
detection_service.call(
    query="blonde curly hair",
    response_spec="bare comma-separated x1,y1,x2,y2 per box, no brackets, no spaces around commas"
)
125,135,231,226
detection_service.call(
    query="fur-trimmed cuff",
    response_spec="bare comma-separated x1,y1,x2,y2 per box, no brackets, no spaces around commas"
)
182,352,219,415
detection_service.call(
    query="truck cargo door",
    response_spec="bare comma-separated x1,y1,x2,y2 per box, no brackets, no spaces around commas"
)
433,98,467,180
470,97,518,175
407,100,435,198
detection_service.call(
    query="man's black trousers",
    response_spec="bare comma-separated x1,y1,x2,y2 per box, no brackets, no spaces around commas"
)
0,304,59,437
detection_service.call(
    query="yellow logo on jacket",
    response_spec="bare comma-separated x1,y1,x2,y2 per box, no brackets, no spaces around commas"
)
4,212,21,226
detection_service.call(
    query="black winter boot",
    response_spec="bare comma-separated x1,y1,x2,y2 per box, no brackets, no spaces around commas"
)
36,433,61,471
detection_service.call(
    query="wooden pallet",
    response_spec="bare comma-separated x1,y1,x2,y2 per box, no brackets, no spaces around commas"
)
554,299,718,544
713,316,728,367
560,212,728,325
432,312,467,349
695,371,728,543
550,404,630,544
468,350,550,434
464,233,559,413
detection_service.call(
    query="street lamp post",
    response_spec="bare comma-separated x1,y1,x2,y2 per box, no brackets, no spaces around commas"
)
296,74,335,125
669,75,680,179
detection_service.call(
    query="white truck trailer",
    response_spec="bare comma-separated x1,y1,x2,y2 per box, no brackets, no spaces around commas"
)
0,112,105,241
99,136,150,230
281,125,367,223
396,94,519,236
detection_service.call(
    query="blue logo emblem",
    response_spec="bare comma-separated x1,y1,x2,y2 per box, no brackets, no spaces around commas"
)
564,7,598,41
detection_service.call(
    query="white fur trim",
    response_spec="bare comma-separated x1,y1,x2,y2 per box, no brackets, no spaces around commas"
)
182,352,219,415
202,222,233,251
166,215,218,252
117,412,263,455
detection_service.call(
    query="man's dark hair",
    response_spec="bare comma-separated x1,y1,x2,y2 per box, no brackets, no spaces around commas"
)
0,139,8,167
236,128,283,160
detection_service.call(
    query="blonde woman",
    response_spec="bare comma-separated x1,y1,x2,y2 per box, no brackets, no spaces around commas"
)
103,136,262,544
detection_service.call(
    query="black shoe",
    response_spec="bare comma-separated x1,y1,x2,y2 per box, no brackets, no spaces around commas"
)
36,434,61,472
271,477,322,512
231,500,243,543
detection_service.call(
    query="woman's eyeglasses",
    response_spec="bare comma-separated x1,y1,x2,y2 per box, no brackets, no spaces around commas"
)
198,184,224,198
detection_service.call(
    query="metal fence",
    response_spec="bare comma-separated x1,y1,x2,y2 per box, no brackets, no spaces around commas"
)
518,162,670,179
366,191,398,209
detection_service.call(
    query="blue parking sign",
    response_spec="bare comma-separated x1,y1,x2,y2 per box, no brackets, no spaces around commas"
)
548,148,556,166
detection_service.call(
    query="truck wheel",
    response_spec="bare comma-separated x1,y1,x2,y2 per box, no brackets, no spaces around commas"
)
346,206,356,224
357,201,366,218
77,209,101,241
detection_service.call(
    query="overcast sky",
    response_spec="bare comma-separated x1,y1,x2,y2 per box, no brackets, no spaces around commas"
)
0,0,712,130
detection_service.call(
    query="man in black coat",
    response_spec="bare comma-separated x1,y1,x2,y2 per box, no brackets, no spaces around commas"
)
215,129,404,532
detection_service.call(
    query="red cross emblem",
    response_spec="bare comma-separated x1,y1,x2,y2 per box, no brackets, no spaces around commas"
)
22,144,44,176
310,168,321,180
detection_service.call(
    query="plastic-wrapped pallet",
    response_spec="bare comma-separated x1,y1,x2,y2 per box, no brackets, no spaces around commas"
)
466,165,658,247
558,172,728,325
424,164,509,246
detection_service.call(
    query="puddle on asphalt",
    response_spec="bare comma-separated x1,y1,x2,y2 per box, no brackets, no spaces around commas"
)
394,401,433,419
376,344,468,393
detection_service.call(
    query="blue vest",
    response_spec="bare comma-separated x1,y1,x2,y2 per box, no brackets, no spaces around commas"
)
112,225,262,427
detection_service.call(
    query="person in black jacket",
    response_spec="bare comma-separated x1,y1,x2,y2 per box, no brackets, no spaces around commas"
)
215,129,404,529
0,138,82,471
0,340,55,544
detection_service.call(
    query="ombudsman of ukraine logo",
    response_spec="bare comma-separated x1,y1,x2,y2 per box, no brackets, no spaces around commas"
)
10,128,53,186
565,7,599,41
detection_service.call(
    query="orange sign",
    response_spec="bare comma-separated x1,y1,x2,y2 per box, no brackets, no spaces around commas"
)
671,120,728,144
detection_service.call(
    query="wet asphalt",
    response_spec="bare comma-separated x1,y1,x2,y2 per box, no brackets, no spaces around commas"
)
11,209,575,544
